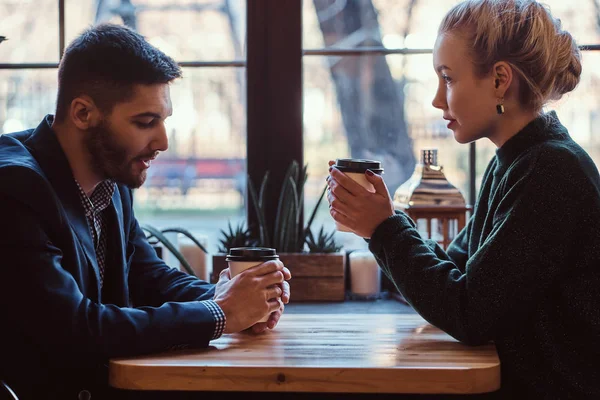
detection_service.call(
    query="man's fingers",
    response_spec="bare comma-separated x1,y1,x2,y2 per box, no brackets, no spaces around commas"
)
267,307,282,330
281,281,290,304
219,268,231,280
282,266,292,280
247,260,284,276
267,298,281,314
251,322,268,334
261,270,285,287
266,285,283,300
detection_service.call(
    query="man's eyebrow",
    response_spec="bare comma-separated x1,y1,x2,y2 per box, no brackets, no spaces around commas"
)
436,64,451,73
131,112,163,119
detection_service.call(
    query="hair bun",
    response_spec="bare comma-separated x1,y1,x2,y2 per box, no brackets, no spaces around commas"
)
549,30,582,100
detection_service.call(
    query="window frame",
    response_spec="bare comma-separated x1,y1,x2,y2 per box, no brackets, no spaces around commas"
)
1,1,600,234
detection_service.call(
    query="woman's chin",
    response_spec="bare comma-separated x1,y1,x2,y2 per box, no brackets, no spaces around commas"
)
452,129,476,144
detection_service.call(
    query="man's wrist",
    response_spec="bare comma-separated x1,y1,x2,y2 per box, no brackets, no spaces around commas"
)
201,300,226,339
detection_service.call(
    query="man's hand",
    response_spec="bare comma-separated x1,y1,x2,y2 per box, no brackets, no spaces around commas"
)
213,260,291,333
249,278,290,333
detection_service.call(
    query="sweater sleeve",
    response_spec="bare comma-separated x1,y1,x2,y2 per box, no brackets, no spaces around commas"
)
368,148,587,345
445,216,471,274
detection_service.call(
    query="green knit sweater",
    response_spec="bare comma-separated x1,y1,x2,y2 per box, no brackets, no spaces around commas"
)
369,112,600,398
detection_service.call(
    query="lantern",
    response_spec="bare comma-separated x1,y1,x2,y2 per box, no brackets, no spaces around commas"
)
387,148,472,303
393,148,471,248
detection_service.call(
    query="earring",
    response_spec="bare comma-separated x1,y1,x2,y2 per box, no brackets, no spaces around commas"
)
496,98,505,115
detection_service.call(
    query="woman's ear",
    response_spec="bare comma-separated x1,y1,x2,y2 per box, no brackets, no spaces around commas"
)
492,62,513,98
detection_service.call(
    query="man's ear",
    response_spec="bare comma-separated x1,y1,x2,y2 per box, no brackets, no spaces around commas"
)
492,61,513,98
69,95,101,130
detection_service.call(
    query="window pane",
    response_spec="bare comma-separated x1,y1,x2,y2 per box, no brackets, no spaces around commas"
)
0,0,59,62
0,69,57,133
133,67,247,256
303,54,469,250
304,0,460,50
0,66,248,257
542,0,600,45
545,52,600,165
66,0,246,61
304,1,600,50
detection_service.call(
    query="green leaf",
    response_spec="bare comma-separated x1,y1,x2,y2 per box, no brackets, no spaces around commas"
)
290,160,299,189
274,162,297,248
296,164,308,250
241,160,340,254
216,219,256,253
305,183,328,235
141,224,196,277
287,176,300,252
275,188,291,250
248,174,269,247
161,227,208,254
282,194,295,252
304,224,342,253
258,170,269,210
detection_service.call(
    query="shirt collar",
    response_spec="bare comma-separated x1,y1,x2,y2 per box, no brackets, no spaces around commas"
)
75,180,116,217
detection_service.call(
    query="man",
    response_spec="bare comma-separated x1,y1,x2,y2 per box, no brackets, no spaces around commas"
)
0,23,291,399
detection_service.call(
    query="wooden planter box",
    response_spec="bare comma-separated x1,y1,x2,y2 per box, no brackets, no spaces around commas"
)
211,252,346,302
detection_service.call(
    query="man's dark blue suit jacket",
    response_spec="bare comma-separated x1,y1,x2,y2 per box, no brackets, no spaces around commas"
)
0,115,218,399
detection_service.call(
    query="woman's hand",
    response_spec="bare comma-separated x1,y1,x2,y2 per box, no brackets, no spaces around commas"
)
326,160,395,239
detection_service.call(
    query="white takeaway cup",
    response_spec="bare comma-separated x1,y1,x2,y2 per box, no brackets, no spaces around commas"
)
226,247,280,323
331,159,384,232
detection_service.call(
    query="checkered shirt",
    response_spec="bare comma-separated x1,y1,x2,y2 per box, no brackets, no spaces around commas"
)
76,180,115,288
202,300,226,339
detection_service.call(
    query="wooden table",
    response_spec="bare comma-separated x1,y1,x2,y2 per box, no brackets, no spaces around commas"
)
109,313,500,395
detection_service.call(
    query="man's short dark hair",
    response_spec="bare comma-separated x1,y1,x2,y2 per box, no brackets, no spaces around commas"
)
55,23,182,121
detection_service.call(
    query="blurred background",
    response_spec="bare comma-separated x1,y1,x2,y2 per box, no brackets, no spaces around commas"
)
1,0,599,256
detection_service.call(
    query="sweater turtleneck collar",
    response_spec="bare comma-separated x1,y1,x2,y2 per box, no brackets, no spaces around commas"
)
494,111,569,175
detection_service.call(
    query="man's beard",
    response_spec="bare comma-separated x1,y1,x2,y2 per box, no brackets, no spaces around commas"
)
85,119,152,189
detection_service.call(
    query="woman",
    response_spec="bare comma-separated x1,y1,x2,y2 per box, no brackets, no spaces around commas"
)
327,0,600,398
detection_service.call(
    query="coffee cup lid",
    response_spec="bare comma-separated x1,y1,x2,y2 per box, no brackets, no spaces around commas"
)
334,158,383,174
226,247,279,261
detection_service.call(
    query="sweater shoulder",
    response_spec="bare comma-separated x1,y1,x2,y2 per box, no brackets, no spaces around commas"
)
505,138,600,197
512,138,595,176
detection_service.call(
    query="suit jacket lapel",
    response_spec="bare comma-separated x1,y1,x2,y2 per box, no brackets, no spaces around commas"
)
104,189,130,305
24,115,101,295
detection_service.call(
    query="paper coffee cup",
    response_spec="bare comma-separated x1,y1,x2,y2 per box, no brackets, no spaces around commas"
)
332,158,384,232
225,247,279,323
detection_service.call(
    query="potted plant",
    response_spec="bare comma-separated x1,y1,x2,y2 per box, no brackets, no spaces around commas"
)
212,160,346,302
208,219,257,282
142,225,209,279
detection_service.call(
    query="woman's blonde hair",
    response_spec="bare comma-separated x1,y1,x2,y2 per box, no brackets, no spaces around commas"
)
439,0,582,111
